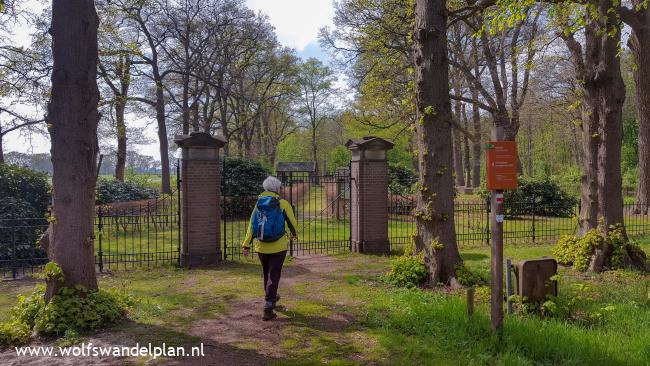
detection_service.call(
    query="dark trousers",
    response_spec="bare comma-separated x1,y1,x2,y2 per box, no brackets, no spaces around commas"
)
258,250,287,305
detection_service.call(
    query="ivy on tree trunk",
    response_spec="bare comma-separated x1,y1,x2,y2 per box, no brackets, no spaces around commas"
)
412,0,462,286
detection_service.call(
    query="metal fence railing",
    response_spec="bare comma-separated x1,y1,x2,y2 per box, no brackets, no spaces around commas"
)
221,171,352,260
388,195,650,251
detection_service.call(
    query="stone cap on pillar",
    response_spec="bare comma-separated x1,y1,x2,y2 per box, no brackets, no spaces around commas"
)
175,132,227,161
174,132,227,149
345,136,394,161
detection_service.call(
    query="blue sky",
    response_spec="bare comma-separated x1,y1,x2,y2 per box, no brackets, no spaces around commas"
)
245,0,334,62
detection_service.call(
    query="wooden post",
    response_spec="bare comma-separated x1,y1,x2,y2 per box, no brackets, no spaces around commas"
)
486,126,518,337
467,287,475,317
506,258,513,314
491,189,504,334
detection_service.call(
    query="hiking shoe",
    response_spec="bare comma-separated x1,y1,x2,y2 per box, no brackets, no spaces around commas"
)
263,308,277,321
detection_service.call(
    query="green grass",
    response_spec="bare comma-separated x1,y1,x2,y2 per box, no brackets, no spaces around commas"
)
1,241,649,364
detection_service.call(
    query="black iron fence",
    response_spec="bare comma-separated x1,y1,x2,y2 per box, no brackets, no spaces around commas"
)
388,195,650,251
1,169,181,279
95,188,181,271
3,166,650,278
0,217,49,279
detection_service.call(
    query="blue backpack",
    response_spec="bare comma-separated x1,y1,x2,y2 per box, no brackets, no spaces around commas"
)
252,196,286,242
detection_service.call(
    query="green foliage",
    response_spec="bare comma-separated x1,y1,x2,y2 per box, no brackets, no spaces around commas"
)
0,164,50,263
12,287,127,336
11,286,45,327
223,157,270,197
622,167,638,194
37,261,65,283
479,176,578,217
58,329,84,347
454,264,485,287
622,117,639,171
383,250,427,288
549,166,582,197
388,164,416,194
326,146,351,174
552,225,646,271
0,163,50,216
96,178,160,204
510,281,614,328
552,235,579,266
0,320,30,348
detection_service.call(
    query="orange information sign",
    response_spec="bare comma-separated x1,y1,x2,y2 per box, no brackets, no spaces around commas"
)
486,141,518,190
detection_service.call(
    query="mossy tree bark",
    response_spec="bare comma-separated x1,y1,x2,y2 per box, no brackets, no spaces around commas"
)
560,0,645,271
412,0,462,286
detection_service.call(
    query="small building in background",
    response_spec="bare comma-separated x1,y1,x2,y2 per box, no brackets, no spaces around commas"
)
276,162,316,182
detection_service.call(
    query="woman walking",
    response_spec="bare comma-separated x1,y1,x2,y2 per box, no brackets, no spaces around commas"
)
242,176,298,320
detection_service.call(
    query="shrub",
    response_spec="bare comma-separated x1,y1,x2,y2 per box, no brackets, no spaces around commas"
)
0,320,30,348
34,287,126,334
96,178,160,204
552,225,646,272
383,250,427,288
0,163,50,216
479,177,578,217
0,164,50,264
223,157,270,197
552,235,579,266
10,288,128,338
454,264,485,287
510,281,612,328
389,164,417,195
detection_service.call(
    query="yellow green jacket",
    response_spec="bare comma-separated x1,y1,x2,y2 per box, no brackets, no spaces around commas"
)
242,191,298,254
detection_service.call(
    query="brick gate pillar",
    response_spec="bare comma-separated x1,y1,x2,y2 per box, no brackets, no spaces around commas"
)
346,136,394,254
175,132,227,267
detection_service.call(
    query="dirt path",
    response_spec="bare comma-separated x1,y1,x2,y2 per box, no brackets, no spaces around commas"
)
0,255,362,366
166,255,356,365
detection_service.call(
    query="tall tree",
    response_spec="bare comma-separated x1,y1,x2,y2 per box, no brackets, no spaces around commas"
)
114,0,172,193
296,58,337,176
554,1,645,270
620,2,650,214
449,8,542,174
46,0,100,299
473,0,646,271
412,0,462,285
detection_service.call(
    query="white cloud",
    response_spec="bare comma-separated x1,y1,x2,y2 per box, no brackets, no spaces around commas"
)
245,0,334,51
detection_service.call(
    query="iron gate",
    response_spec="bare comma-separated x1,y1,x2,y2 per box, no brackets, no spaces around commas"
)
222,170,352,260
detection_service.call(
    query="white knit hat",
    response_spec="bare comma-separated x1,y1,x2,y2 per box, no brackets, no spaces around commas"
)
262,176,282,193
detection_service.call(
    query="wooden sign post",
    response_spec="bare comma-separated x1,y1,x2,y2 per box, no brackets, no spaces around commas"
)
485,140,518,336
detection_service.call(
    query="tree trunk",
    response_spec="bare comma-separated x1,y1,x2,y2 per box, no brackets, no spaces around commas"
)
0,133,4,164
526,121,533,176
565,1,643,271
452,91,464,187
182,71,190,135
462,105,472,187
630,24,650,214
470,85,481,188
311,126,320,182
412,0,462,286
114,102,127,182
46,0,100,300
155,81,171,194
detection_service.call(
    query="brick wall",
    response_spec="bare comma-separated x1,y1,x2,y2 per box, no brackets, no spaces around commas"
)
350,160,390,254
180,156,221,266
